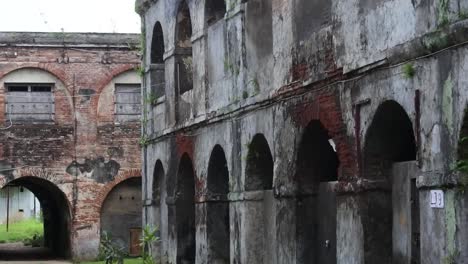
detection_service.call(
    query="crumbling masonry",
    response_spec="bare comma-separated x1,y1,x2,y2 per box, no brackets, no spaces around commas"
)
0,32,142,260
137,0,468,263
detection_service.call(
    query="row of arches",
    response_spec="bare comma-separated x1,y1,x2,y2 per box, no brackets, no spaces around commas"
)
150,1,227,100
150,100,429,263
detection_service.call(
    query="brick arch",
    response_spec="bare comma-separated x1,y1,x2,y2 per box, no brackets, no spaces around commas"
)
0,65,68,86
0,65,74,124
96,171,141,214
94,65,138,95
95,68,141,122
289,91,356,179
0,175,73,258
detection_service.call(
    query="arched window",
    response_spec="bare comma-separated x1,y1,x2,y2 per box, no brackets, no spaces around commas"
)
151,22,164,64
175,1,193,95
150,22,166,99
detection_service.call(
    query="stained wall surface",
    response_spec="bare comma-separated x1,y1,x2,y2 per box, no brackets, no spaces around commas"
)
136,0,468,263
0,32,142,260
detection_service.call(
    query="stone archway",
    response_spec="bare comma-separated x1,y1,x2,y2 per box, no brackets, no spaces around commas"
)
295,120,339,264
206,145,230,264
243,133,274,264
175,153,196,264
362,100,418,264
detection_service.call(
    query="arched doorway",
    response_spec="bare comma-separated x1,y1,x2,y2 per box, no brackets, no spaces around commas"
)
244,133,274,263
152,160,164,259
362,100,419,264
206,145,230,264
295,120,339,264
0,177,71,260
100,177,142,256
175,153,196,264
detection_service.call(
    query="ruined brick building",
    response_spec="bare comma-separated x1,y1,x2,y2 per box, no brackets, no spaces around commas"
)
137,0,468,263
0,32,142,260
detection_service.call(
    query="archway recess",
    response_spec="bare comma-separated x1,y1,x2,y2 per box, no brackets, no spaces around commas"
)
0,176,71,260
362,100,418,264
206,145,230,264
100,177,142,256
295,120,339,264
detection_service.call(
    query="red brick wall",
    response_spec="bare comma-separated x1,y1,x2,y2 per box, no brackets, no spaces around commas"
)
0,41,142,259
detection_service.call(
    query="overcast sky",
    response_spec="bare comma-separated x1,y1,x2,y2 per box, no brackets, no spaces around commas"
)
0,0,141,33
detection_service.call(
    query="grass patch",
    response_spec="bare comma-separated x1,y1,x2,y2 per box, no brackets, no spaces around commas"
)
0,218,43,243
79,257,143,264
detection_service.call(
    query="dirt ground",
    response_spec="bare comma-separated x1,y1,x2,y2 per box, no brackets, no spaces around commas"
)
0,242,70,263
0,260,71,264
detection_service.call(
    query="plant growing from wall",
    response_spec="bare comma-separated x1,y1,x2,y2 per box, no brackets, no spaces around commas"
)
459,9,468,20
140,225,160,264
247,76,260,94
139,135,151,148
144,92,158,106
438,0,451,28
135,65,145,77
242,90,249,99
402,63,415,79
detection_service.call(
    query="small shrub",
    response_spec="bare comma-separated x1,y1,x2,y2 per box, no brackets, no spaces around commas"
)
23,233,44,247
99,231,126,264
402,63,415,79
140,225,160,264
459,10,468,20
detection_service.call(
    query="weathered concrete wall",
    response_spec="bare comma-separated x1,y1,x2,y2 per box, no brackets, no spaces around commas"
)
0,32,142,260
138,0,468,263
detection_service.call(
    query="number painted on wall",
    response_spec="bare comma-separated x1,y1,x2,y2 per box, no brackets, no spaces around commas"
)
430,190,444,208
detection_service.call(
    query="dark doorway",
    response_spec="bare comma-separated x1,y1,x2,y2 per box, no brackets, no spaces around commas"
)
152,160,164,259
244,134,274,263
175,154,196,264
206,145,230,264
245,134,273,191
363,100,418,264
295,120,339,264
0,177,71,260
